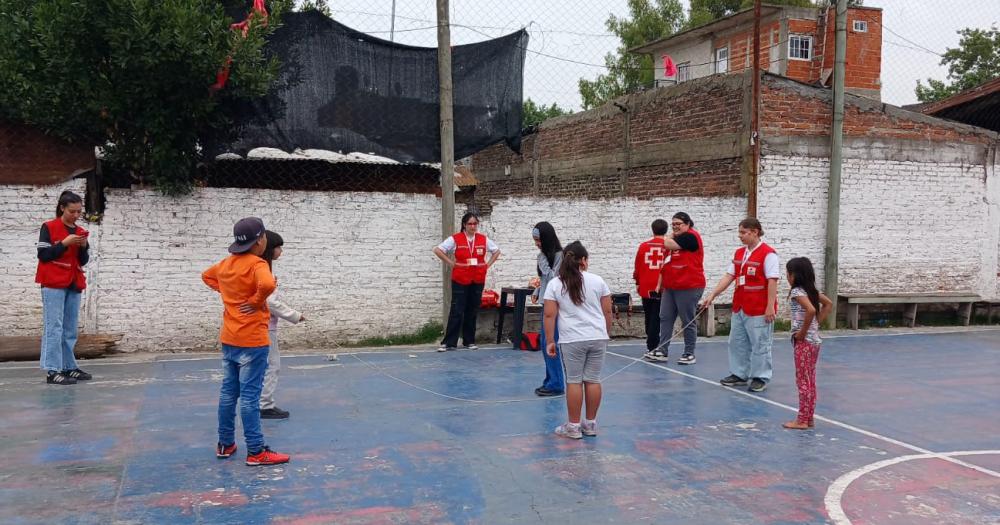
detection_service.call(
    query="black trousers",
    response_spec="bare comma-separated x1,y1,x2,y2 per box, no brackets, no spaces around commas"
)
442,281,485,347
642,295,661,351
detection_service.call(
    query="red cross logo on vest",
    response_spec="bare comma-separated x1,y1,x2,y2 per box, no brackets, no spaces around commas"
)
644,246,667,270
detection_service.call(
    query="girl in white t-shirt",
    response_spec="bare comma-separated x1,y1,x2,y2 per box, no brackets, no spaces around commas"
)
783,257,832,430
543,241,613,439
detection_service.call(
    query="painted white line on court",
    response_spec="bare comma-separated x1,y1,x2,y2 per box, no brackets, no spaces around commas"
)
606,350,1000,481
824,450,1000,525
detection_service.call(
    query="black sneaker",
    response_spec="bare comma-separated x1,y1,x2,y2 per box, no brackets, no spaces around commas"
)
46,372,77,385
260,407,290,419
720,374,747,387
64,368,92,380
748,378,767,392
534,387,562,397
677,353,696,365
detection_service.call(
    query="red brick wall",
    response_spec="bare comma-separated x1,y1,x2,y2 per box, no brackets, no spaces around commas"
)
0,120,94,185
723,22,781,75
845,8,882,92
761,76,992,144
470,77,749,205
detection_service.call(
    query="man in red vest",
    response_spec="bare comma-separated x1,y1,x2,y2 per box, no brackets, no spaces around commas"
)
633,219,668,355
700,218,779,393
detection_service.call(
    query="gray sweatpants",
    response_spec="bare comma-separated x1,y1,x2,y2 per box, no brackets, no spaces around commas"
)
560,339,608,383
658,288,704,355
260,330,280,410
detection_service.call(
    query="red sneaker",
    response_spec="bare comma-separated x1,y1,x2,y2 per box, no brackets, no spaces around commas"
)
246,447,290,466
216,443,237,458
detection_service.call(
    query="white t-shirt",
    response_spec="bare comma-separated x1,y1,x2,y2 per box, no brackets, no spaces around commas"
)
437,234,499,254
543,271,612,343
727,244,780,278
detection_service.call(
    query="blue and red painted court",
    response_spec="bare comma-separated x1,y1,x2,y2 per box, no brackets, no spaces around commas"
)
1,328,998,524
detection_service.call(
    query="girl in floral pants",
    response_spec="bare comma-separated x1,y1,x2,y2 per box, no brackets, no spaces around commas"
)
783,257,833,430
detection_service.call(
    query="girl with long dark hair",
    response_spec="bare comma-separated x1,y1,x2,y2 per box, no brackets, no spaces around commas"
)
542,241,612,439
35,190,92,385
530,222,563,396
254,231,305,419
783,257,832,430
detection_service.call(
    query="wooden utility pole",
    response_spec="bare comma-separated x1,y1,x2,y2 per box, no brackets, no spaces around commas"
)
824,0,847,329
437,0,456,323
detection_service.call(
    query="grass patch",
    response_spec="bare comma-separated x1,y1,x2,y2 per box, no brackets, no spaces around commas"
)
347,322,443,348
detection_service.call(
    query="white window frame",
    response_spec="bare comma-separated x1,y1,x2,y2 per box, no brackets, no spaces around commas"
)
677,62,691,82
715,47,729,74
853,20,868,33
788,35,812,61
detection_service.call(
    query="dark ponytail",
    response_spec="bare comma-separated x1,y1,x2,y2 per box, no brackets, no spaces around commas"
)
558,241,589,306
786,257,821,312
56,190,83,217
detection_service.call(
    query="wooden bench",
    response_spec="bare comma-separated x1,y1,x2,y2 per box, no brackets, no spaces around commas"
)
841,293,980,329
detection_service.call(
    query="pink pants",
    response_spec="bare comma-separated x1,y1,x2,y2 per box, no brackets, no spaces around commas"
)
793,339,821,424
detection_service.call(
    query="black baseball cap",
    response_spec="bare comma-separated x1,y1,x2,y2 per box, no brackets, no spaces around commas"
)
229,217,266,254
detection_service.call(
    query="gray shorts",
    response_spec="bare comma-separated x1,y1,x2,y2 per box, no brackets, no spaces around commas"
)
560,339,608,383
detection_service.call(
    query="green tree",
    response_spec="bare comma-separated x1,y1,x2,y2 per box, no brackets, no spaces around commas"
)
299,0,332,17
0,0,291,194
916,27,1000,103
688,0,819,29
577,0,686,110
522,99,572,128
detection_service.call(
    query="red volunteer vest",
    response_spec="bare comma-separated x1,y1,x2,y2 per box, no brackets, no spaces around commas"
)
633,237,667,299
731,242,777,316
451,232,488,285
35,218,87,291
661,228,706,290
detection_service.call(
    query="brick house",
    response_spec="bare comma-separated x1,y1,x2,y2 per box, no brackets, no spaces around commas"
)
631,4,883,100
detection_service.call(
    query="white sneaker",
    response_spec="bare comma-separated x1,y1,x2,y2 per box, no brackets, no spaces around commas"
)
464,344,479,351
581,421,598,437
554,423,583,440
677,353,696,365
645,350,668,363
437,345,455,352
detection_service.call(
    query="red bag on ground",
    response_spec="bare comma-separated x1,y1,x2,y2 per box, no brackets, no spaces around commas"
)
480,289,500,308
519,332,540,351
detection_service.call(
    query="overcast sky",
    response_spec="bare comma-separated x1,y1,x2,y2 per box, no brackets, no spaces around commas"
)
316,0,999,109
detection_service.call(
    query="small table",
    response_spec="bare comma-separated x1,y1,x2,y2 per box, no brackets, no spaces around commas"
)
496,287,535,349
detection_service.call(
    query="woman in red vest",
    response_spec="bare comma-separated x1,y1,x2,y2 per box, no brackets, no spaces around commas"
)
700,218,780,393
433,212,501,351
35,190,93,385
647,212,706,365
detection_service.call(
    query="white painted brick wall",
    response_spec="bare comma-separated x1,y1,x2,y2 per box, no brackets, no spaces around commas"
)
94,188,443,351
759,154,1000,303
3,153,996,353
0,181,89,336
478,196,748,305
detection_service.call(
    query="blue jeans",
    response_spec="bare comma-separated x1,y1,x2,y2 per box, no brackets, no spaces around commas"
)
728,310,774,382
540,321,564,393
40,287,81,372
218,344,270,454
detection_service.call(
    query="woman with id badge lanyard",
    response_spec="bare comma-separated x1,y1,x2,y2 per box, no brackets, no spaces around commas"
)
699,218,779,393
433,212,501,351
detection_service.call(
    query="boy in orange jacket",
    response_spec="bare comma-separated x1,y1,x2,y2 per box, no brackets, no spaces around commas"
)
202,217,290,466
